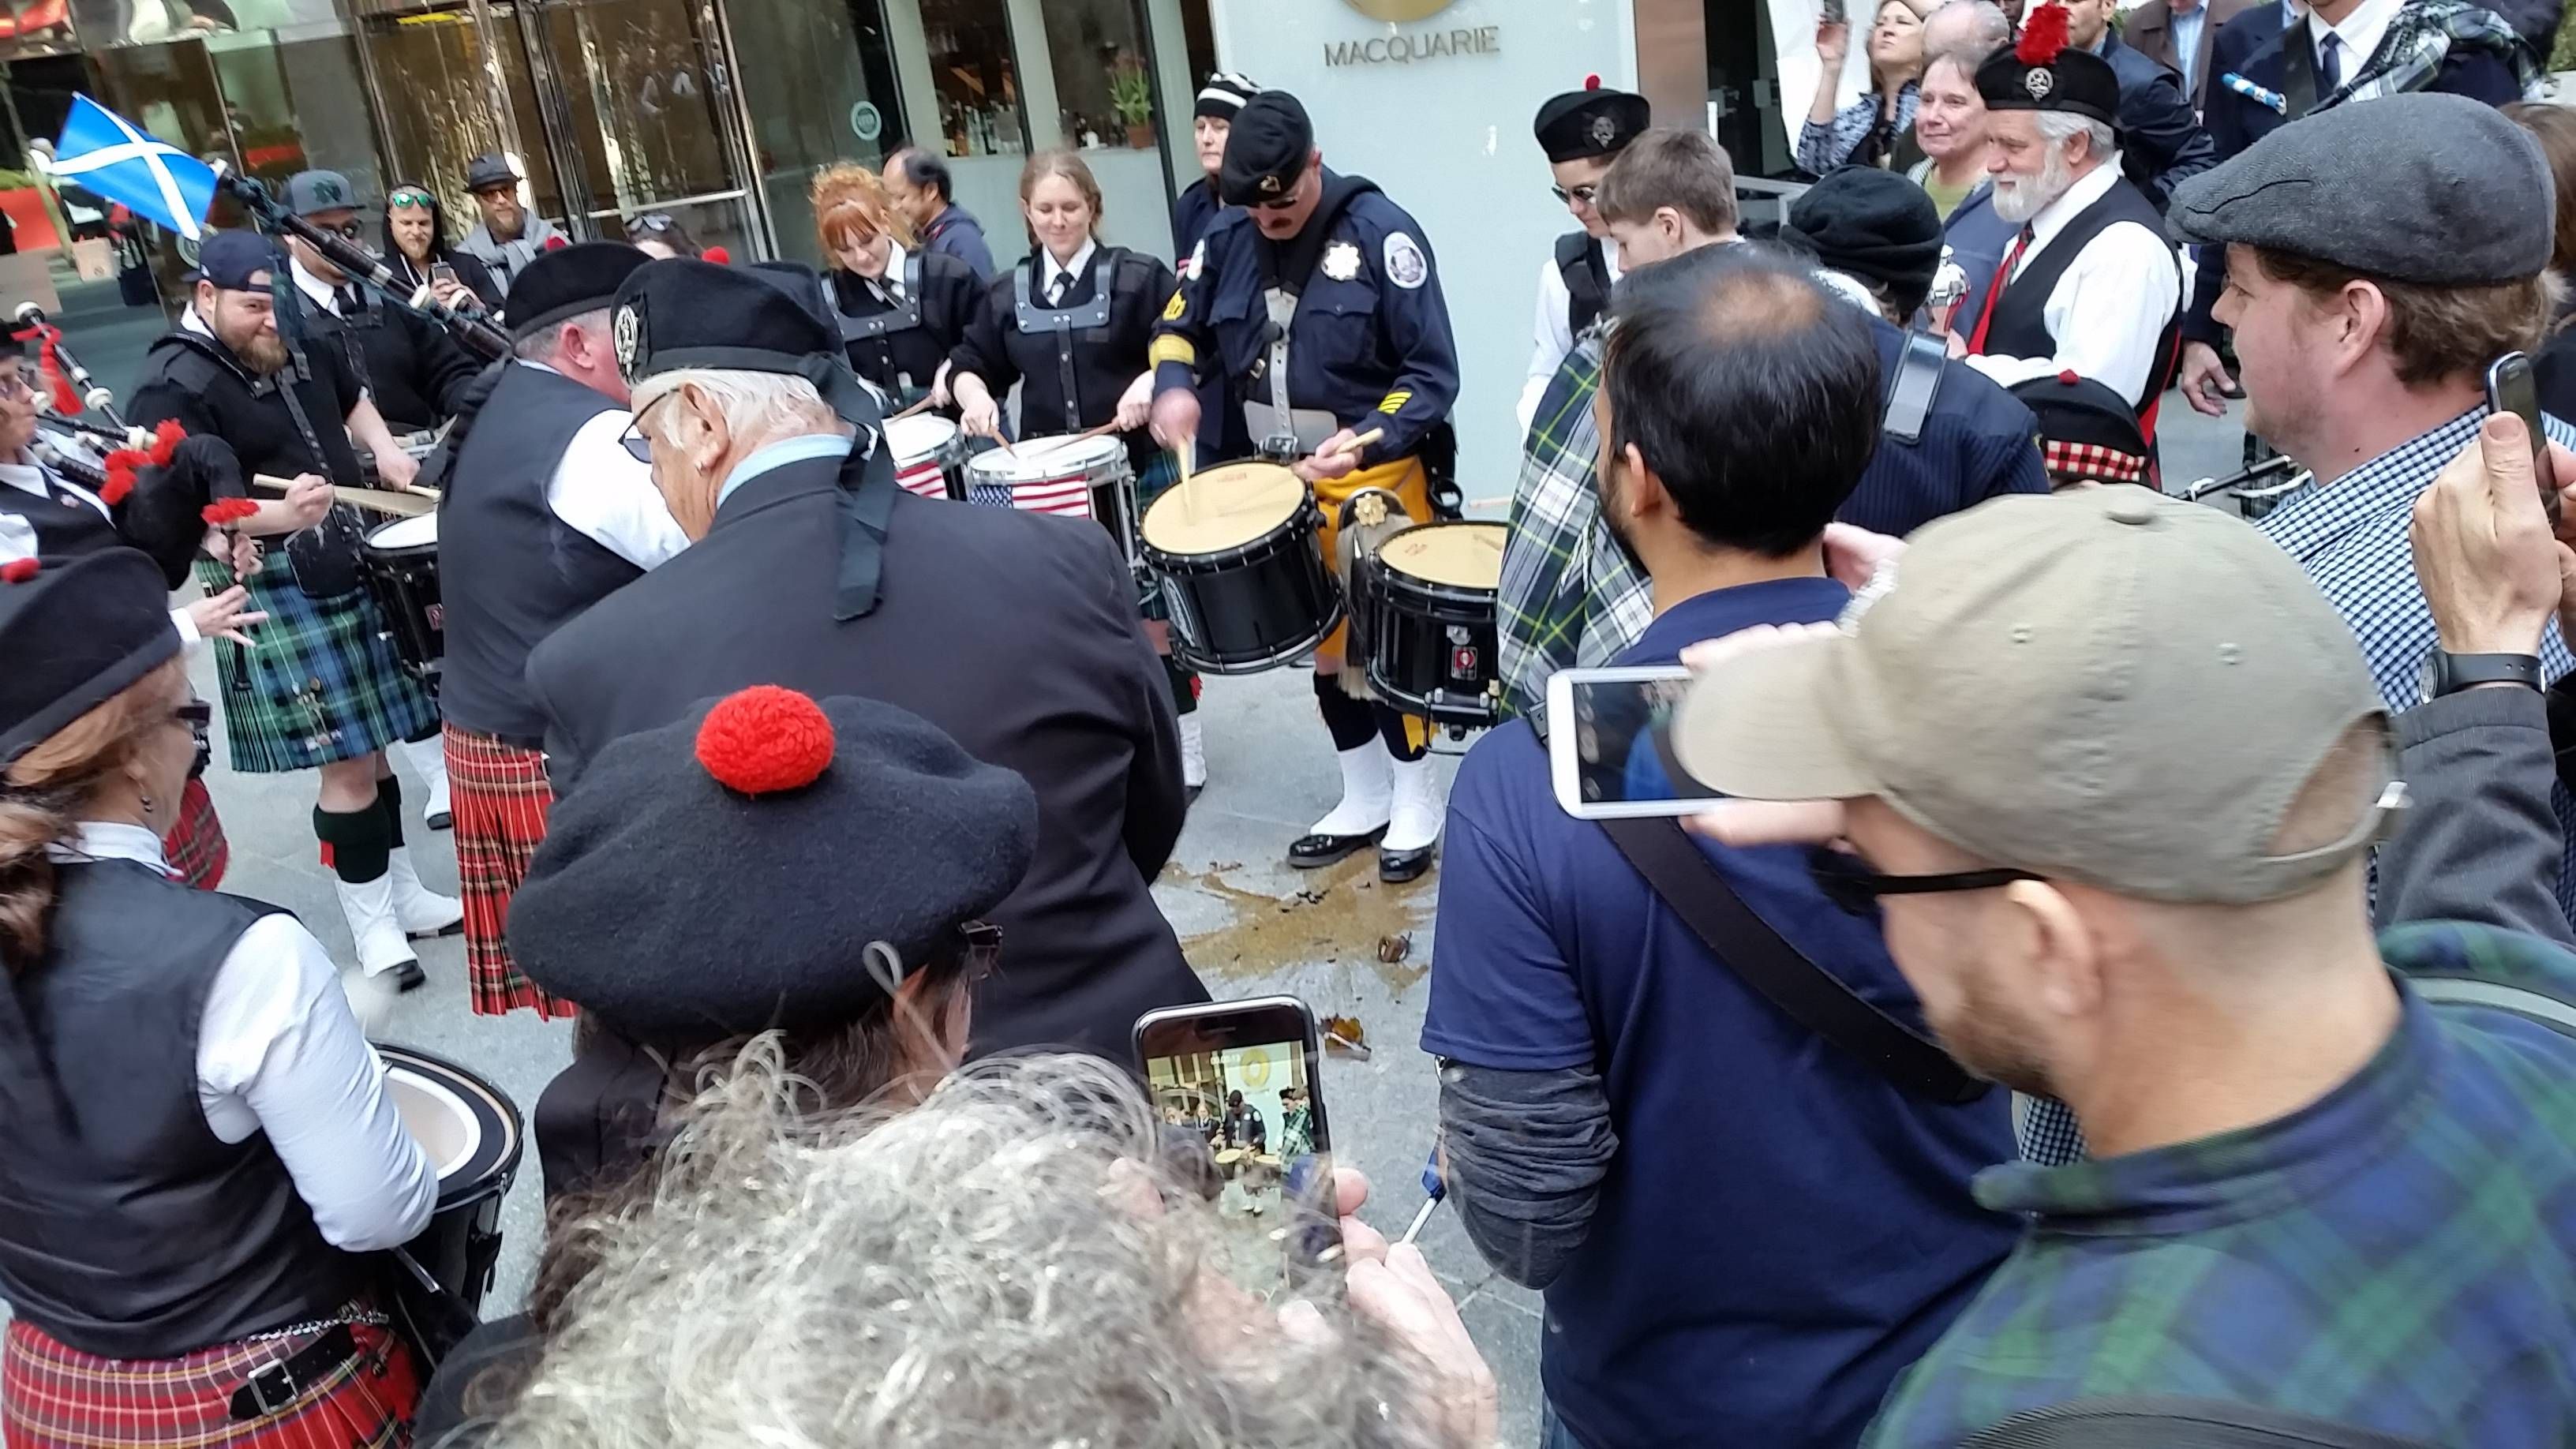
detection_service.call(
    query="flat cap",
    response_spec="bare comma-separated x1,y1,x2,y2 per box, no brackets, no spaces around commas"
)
504,240,649,339
2169,92,2553,286
1220,92,1315,207
462,152,521,192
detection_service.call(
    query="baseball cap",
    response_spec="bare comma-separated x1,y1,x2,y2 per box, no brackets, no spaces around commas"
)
1671,487,2399,906
283,169,360,217
189,230,282,291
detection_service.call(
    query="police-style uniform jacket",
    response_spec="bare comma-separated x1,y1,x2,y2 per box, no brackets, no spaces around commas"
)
1166,178,1251,461
949,244,1177,468
828,249,986,402
524,453,1208,1059
1152,171,1460,464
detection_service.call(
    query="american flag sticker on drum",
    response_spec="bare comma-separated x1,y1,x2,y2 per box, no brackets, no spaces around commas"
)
896,461,950,499
971,473,1096,519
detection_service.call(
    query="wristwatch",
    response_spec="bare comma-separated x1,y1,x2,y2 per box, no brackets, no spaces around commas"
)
2419,649,2544,702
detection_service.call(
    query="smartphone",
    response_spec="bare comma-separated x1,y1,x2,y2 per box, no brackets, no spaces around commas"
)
1822,0,1848,24
1548,665,1723,819
1134,996,1339,1303
429,261,457,286
2485,351,2559,529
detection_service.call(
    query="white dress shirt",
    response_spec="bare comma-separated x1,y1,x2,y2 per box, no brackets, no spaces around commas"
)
516,361,690,570
1965,161,2183,403
49,822,439,1252
1518,240,1623,433
2312,0,2398,77
290,257,346,316
1041,240,1099,304
865,241,912,305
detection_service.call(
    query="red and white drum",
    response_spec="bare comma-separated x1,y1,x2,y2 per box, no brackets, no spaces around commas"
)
886,414,965,500
962,432,1138,565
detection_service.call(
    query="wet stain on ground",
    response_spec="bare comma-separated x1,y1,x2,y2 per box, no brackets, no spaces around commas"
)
1171,854,1436,994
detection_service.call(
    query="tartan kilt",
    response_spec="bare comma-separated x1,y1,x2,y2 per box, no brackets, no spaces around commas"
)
193,556,439,775
447,723,575,1020
1132,448,1181,624
162,777,228,890
2,1309,421,1448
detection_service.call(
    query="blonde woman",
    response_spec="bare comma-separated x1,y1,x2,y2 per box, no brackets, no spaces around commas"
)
1799,0,1934,172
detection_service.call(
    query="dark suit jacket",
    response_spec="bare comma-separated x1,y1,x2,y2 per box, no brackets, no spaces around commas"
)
2125,0,2260,110
2098,32,2220,213
525,454,1206,1059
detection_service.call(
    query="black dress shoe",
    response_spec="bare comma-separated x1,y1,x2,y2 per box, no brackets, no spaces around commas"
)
1379,841,1438,884
1289,826,1385,869
426,810,453,831
393,960,428,993
1187,783,1204,806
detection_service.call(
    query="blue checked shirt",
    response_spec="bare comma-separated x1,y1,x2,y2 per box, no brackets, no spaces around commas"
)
2256,406,2576,920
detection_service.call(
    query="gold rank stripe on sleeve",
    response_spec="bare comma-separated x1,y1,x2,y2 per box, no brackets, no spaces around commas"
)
1377,390,1412,415
1151,336,1197,369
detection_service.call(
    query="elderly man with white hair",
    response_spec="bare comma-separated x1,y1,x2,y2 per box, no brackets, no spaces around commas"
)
1953,6,2185,451
523,257,1208,1065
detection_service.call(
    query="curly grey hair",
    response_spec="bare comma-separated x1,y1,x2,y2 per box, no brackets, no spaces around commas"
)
491,1048,1466,1449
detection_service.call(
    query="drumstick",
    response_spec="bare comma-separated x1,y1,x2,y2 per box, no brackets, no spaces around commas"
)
1466,495,1510,511
247,473,438,518
1321,427,1386,462
889,395,938,421
1174,436,1197,526
1020,419,1121,460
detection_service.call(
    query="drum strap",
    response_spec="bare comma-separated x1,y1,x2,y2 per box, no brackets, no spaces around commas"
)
839,253,927,344
1598,817,1989,1104
1881,330,1947,446
1012,260,1115,426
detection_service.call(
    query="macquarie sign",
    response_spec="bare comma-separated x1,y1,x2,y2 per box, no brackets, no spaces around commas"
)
1327,0,1502,68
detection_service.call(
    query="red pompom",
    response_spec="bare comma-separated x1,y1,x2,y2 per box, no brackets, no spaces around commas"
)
0,558,38,583
100,458,136,506
1584,73,1601,91
2057,369,2080,385
695,685,835,795
2016,2,2069,66
702,245,732,265
543,235,568,251
148,417,185,467
200,498,259,526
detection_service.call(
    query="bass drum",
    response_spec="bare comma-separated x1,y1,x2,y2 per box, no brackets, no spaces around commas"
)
1361,519,1506,728
1140,462,1342,676
380,1044,524,1366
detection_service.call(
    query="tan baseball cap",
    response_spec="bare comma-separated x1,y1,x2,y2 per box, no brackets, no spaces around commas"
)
1670,487,2398,905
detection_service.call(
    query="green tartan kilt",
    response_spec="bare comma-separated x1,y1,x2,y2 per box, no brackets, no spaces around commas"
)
193,552,439,774
1132,448,1181,623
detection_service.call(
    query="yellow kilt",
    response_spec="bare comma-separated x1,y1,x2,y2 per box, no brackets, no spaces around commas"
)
1312,455,1429,676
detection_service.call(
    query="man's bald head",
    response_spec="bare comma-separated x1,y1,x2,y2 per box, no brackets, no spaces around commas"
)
1923,0,2010,58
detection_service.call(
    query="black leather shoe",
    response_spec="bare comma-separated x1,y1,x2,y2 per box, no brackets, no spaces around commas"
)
1289,826,1385,869
426,809,453,831
1379,841,1438,885
1186,783,1204,806
393,960,427,993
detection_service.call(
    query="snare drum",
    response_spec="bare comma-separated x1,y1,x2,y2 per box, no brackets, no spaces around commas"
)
1361,519,1506,728
358,514,443,689
1140,462,1343,676
381,1044,524,1363
963,432,1137,565
886,414,966,500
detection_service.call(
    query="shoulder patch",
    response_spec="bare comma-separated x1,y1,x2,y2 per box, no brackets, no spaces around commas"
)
1383,231,1428,290
1163,288,1187,323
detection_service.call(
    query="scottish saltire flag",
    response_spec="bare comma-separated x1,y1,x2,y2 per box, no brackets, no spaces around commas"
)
49,95,215,240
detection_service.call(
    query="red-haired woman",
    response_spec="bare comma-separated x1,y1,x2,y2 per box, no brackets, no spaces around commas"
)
811,163,985,409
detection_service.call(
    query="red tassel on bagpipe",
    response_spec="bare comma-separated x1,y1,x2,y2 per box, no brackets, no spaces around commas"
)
148,418,184,466
200,498,260,526
11,322,83,415
100,451,140,506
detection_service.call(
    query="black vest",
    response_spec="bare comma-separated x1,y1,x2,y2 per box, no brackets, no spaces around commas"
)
1984,179,2185,421
0,860,358,1357
1555,231,1611,338
0,462,120,556
438,363,645,744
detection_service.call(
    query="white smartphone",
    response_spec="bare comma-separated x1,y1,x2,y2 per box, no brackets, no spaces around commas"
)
1546,665,1723,819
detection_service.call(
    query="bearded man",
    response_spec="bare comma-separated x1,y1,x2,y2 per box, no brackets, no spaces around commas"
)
1956,9,2186,451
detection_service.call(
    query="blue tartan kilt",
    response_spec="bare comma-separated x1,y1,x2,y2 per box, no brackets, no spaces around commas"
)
1133,449,1181,623
193,552,439,773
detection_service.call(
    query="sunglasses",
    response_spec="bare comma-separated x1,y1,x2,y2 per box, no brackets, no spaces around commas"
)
627,212,676,235
1551,182,1601,206
388,189,435,209
1807,848,2039,916
311,218,364,241
175,699,212,781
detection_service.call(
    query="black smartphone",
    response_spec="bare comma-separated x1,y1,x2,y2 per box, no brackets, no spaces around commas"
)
429,261,457,286
2485,351,2559,528
1134,995,1339,1303
1822,0,1848,23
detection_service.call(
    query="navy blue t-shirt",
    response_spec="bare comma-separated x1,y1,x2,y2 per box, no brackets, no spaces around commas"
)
1423,578,2019,1449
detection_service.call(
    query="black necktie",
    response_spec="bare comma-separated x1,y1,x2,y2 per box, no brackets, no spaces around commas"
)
1047,273,1069,307
2319,33,2343,91
335,285,365,317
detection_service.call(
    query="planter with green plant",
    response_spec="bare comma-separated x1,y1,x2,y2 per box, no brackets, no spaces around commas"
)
1112,58,1155,148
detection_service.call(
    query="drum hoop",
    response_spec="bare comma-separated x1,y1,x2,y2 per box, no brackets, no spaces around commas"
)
885,415,961,466
968,434,1130,485
1141,500,1315,572
379,1043,525,1210
363,515,440,554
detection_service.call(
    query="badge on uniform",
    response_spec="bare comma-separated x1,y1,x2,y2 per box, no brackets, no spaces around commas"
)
1322,242,1362,283
1383,232,1428,290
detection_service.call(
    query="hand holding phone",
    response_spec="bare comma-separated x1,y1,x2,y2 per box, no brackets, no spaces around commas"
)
429,261,457,286
2484,351,2558,529
1548,665,1723,818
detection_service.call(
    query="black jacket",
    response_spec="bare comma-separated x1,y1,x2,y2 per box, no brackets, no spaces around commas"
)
829,250,986,404
525,454,1205,1058
2098,32,2219,213
324,292,480,432
950,245,1176,459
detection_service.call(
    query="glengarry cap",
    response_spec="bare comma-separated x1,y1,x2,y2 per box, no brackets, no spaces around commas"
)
1672,488,2398,906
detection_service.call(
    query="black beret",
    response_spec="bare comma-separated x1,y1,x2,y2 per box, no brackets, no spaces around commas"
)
1975,12,2121,128
1534,82,1652,164
190,230,281,291
2168,92,2552,288
0,548,179,766
2010,371,2149,484
610,256,842,389
508,687,1038,1043
1220,92,1316,208
1787,167,1943,301
504,240,650,339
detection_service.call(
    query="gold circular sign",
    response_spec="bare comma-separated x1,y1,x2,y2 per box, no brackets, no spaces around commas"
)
1342,0,1455,21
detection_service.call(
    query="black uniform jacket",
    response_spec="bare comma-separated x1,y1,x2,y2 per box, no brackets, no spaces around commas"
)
524,451,1208,1059
828,249,987,402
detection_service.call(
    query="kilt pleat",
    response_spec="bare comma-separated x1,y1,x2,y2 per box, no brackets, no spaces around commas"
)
161,779,228,891
193,556,438,776
445,724,575,1020
2,1310,421,1448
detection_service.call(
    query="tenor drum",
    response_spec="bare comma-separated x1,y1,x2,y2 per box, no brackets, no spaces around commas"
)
1361,519,1506,728
358,514,443,689
382,1044,524,1363
963,432,1137,566
1140,462,1343,676
886,414,966,501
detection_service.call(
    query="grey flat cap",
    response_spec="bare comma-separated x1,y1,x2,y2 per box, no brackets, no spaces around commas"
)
2168,92,2552,286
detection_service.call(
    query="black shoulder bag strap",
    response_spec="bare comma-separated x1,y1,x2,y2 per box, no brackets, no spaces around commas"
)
1597,817,1988,1103
1881,328,1949,445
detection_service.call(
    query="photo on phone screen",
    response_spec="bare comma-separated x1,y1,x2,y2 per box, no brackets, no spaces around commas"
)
2485,350,2559,527
1548,666,1724,819
1134,997,1339,1304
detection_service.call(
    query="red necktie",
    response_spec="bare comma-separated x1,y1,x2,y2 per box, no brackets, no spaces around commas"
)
1965,226,2035,358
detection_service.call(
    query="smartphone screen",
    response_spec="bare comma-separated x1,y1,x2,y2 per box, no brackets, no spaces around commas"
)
1134,997,1339,1304
430,262,457,286
1548,665,1723,818
2486,351,2559,528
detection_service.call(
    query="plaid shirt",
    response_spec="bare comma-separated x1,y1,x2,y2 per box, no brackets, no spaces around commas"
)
1496,333,1653,730
2257,406,2576,918
1865,920,2576,1447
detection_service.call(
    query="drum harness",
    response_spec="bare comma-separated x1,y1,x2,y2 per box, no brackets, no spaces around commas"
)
1011,258,1116,430
1246,283,1343,464
838,251,930,395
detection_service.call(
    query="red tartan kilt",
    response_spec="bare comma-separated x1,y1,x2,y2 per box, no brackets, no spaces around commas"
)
160,778,228,891
445,723,575,1020
2,1312,421,1448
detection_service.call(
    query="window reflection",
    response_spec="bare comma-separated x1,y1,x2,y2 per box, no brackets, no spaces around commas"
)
917,0,1020,159
1037,0,1156,152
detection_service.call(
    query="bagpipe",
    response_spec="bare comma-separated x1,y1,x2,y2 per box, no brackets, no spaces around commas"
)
11,301,121,429
213,166,513,362
2176,453,2309,521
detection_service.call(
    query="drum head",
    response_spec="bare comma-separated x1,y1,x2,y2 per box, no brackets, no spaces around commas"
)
379,1043,524,1209
366,513,440,551
885,414,960,465
966,432,1130,485
1380,521,1503,591
1141,463,1304,557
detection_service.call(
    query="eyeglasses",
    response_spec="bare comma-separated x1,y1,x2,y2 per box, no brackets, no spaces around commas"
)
617,391,670,460
175,699,212,781
1807,848,2039,916
314,218,364,241
388,189,435,209
1550,182,1601,206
